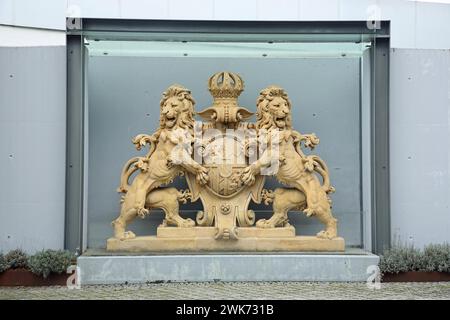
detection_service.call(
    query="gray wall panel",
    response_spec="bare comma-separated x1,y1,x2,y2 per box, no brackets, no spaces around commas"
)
390,48,450,248
87,56,362,248
0,46,66,253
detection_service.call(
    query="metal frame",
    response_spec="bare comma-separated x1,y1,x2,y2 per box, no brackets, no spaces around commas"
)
65,35,83,254
66,19,390,254
67,19,390,36
371,36,391,254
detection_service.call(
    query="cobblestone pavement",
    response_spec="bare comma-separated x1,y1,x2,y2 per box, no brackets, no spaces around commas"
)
0,282,449,300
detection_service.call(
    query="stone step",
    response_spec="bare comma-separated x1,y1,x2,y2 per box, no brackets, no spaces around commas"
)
77,250,379,284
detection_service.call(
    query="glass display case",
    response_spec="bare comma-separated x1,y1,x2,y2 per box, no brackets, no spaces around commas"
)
66,20,390,253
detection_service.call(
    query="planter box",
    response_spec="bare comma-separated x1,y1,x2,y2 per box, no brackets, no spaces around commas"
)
382,271,450,282
0,269,69,286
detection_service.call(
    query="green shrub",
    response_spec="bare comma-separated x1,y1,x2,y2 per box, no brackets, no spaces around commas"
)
421,244,450,273
0,253,9,273
5,249,28,269
28,250,74,279
379,245,421,274
380,243,450,274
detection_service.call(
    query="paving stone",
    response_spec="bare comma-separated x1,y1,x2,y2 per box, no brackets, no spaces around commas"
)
0,282,449,300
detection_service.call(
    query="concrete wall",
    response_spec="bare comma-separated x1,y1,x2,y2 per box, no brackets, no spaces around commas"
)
0,46,66,252
390,48,450,247
2,0,450,49
0,0,449,251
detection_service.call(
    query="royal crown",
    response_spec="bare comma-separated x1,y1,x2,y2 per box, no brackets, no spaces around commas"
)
197,71,253,123
208,71,244,99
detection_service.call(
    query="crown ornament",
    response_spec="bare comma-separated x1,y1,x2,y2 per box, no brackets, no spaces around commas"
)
208,71,244,98
197,71,253,124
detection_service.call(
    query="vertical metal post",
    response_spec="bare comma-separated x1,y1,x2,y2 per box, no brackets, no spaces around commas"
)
371,36,391,254
65,34,84,253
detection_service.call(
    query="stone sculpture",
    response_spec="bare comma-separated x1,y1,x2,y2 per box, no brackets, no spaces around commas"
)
112,85,208,240
242,86,337,239
107,72,344,252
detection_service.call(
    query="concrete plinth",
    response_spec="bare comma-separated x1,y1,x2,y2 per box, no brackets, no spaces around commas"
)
77,249,379,284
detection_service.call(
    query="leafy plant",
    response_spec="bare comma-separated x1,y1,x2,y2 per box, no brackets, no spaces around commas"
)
379,245,420,274
5,249,28,269
380,243,450,274
28,250,74,278
0,253,9,273
421,244,450,273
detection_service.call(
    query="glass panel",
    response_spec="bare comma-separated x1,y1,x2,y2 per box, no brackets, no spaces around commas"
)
86,40,370,58
84,35,373,249
83,31,376,43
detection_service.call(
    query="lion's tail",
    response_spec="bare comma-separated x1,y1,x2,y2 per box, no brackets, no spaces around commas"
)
312,155,335,194
117,156,142,194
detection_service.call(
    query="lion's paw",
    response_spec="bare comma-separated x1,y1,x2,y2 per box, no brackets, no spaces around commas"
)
137,207,149,218
316,229,337,240
119,231,136,241
256,215,288,228
256,219,272,228
303,208,315,217
179,218,196,228
166,216,196,228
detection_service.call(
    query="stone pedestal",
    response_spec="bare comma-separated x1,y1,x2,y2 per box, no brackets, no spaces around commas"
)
77,249,378,284
106,226,345,252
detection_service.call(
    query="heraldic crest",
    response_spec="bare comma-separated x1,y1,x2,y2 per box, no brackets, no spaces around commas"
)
107,71,344,252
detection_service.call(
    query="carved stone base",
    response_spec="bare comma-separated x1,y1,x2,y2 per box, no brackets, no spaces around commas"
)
106,227,345,252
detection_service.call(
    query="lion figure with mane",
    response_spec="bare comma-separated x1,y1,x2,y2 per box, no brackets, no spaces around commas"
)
112,85,209,240
241,86,338,239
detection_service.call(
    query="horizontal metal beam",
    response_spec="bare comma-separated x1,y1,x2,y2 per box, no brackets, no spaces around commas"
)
68,18,390,37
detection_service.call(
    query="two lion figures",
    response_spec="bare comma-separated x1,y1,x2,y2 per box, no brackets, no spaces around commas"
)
112,84,338,241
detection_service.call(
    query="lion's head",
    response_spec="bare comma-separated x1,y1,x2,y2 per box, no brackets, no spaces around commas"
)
159,85,195,130
256,86,292,130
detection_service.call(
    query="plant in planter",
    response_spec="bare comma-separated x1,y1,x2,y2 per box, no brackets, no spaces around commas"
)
28,249,74,279
4,249,28,269
0,254,9,273
380,243,450,282
0,249,76,286
421,244,450,273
